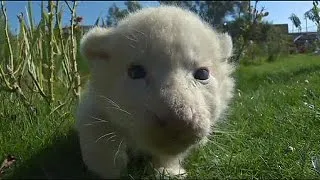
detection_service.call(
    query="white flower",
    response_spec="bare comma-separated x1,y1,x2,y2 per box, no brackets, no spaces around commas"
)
288,146,294,151
312,156,320,174
308,104,315,109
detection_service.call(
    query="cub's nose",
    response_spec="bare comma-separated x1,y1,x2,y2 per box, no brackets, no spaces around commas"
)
153,110,194,131
150,110,203,144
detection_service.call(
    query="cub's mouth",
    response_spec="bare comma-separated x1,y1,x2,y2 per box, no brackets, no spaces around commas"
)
138,110,206,155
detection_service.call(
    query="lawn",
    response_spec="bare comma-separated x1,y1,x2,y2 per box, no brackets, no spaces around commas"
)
1,54,320,179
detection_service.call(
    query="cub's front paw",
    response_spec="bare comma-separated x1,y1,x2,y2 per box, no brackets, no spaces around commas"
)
155,167,187,179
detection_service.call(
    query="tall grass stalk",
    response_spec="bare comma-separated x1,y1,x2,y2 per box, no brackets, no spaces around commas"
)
0,1,30,107
47,1,55,104
0,1,82,113
66,1,81,98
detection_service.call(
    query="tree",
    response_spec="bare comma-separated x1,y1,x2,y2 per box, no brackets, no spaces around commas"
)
125,1,142,13
106,3,126,27
159,1,271,63
158,1,199,14
289,13,302,33
106,1,142,27
232,1,250,19
226,1,269,62
198,1,237,29
158,1,242,30
304,1,320,32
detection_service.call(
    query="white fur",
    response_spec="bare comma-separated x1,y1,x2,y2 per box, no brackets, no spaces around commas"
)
76,6,235,179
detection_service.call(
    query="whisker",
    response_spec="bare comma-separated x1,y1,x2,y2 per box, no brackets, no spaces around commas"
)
131,28,148,51
89,115,108,122
114,139,124,166
98,95,120,108
97,94,133,117
130,33,139,41
129,44,136,49
123,34,138,42
95,132,115,143
132,28,146,37
105,106,132,115
105,135,117,143
83,120,108,126
84,94,133,121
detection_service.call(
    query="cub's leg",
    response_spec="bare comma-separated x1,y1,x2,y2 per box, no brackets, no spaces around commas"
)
76,97,128,179
77,123,128,179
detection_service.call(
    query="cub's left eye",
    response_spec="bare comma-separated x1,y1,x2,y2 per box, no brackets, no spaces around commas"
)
128,64,147,79
194,67,209,80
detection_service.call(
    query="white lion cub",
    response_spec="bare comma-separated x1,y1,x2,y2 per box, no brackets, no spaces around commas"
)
76,5,235,179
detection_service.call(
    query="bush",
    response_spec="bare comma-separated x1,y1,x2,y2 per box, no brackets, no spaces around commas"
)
265,26,290,62
237,25,290,65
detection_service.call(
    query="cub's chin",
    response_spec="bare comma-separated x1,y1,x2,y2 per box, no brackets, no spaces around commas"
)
134,112,209,156
139,132,205,156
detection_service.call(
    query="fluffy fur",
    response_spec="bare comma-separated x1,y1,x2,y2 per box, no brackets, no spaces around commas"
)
76,6,235,179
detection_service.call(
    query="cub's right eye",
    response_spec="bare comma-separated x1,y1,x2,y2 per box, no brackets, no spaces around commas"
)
127,64,147,79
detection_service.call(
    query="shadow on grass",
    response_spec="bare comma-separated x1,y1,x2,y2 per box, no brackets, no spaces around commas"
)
8,129,155,179
9,129,99,179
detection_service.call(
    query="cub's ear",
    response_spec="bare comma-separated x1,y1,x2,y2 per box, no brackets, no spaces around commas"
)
218,33,233,60
80,27,113,61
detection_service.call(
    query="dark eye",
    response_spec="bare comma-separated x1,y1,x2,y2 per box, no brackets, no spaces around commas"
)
128,64,147,79
194,67,209,80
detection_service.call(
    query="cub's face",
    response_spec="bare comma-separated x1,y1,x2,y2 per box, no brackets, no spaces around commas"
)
81,6,234,156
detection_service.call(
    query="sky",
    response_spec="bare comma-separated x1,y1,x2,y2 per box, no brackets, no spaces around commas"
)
3,1,318,34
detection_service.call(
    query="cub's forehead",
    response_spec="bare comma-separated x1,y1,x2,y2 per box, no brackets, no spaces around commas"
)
114,6,221,66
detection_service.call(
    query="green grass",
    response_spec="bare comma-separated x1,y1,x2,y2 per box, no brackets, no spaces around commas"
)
1,54,320,179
